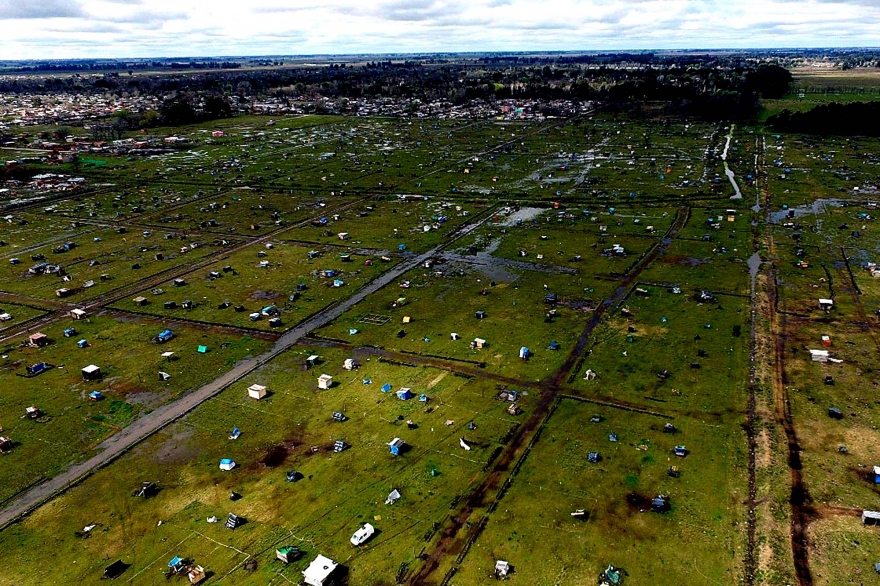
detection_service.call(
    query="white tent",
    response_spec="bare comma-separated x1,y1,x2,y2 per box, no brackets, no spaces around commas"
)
385,489,401,505
809,349,829,362
303,555,338,586
248,384,267,400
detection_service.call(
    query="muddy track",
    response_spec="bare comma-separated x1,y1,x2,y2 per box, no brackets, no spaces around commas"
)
767,242,814,586
406,206,689,585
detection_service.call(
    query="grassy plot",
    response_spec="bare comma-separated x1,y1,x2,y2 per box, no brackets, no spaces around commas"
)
640,239,751,295
0,226,240,302
0,346,525,586
316,262,599,381
47,184,207,221
0,303,48,331
570,288,750,416
807,515,880,586
0,211,95,252
452,397,746,586
138,192,356,236
762,134,880,210
0,314,268,504
455,206,674,277
110,240,399,331
283,197,492,254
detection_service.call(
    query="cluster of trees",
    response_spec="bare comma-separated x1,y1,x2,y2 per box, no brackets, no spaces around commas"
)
88,92,232,139
767,102,880,136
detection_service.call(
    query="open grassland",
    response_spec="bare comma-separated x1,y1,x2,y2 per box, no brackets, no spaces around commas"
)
0,314,268,504
453,397,746,586
0,111,877,586
0,347,523,586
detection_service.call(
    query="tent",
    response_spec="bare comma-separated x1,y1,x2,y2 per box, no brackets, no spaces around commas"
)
396,388,413,400
197,345,208,354
168,556,185,574
187,566,206,585
318,374,333,389
28,333,49,347
89,391,103,401
219,458,236,471
225,513,242,529
388,437,405,455
248,384,267,400
81,364,101,380
381,383,392,393
302,555,338,586
386,489,401,505
276,546,300,564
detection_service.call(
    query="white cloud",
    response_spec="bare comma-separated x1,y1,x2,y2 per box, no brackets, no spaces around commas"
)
0,0,876,59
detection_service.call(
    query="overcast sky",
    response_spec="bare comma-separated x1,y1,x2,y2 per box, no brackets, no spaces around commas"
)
0,0,877,60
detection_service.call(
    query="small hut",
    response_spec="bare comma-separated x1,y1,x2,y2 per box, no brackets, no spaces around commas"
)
248,384,267,400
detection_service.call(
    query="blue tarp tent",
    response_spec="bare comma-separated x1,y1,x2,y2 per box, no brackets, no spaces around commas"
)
396,389,413,400
381,383,392,393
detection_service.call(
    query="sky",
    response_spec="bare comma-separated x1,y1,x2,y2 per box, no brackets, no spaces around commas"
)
0,0,877,60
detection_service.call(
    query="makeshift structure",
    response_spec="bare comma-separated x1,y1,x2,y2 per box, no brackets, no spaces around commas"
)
81,364,101,380
386,489,401,505
276,546,300,564
302,555,338,586
388,437,405,455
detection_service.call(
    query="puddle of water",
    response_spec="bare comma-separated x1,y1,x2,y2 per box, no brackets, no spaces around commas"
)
768,198,846,223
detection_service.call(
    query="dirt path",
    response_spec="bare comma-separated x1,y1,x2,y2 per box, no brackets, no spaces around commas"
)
0,205,498,531
763,187,814,586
